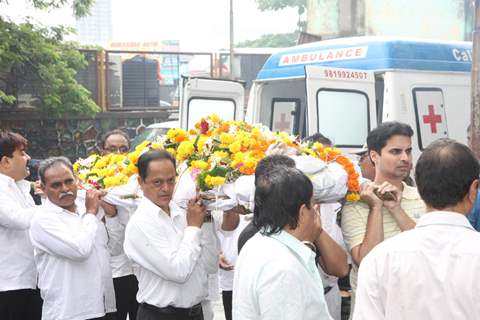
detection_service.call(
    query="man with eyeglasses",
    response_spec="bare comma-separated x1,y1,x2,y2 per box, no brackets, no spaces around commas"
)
124,150,219,320
99,129,140,320
101,129,131,155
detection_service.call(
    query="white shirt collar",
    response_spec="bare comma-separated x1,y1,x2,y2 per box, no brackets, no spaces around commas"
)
0,172,15,186
140,196,184,220
416,211,473,230
269,230,317,267
43,198,80,216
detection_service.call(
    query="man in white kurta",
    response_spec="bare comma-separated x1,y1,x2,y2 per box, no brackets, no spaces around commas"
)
29,157,116,320
353,139,480,320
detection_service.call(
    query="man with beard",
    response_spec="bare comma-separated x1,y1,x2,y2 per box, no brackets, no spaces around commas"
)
341,122,426,317
30,157,116,320
0,130,42,320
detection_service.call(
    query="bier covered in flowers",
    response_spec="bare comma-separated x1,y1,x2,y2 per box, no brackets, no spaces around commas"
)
73,114,360,204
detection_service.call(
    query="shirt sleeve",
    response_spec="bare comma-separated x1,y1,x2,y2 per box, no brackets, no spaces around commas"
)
29,213,98,261
0,193,36,230
199,221,220,274
124,220,203,284
341,203,368,252
352,252,385,320
105,214,126,256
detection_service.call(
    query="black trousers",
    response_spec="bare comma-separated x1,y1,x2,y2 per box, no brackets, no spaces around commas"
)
137,303,204,320
113,274,139,320
0,288,42,320
222,291,232,320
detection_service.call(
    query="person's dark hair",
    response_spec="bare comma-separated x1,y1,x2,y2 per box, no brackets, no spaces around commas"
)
38,157,74,185
137,150,176,180
415,139,479,209
367,121,413,154
0,130,27,159
254,167,313,235
100,129,131,149
304,132,332,146
255,154,295,184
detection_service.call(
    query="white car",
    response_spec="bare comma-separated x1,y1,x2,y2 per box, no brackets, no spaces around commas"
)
131,120,179,149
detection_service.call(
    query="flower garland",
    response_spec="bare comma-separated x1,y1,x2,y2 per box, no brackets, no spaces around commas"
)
301,142,360,201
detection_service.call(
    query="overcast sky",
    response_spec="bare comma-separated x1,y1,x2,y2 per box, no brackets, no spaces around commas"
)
1,0,298,50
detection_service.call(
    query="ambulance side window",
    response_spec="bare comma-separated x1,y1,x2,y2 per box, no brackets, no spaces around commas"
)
270,99,300,135
187,98,236,129
317,89,369,147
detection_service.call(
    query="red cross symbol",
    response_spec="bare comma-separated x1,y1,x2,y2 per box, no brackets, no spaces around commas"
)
275,113,290,132
423,104,442,134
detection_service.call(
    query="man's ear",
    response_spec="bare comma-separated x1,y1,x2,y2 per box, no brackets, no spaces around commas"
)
137,176,145,190
468,179,479,206
298,203,309,226
369,150,379,165
0,155,10,168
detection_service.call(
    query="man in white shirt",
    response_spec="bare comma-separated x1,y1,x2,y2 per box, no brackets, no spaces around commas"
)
99,129,139,320
0,130,42,320
233,166,332,320
29,157,116,320
354,139,480,320
124,150,219,320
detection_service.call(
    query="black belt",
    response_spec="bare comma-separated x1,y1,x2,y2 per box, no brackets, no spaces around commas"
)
324,286,333,295
141,302,202,317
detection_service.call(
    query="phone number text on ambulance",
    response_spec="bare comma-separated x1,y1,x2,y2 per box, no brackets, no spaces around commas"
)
323,69,368,80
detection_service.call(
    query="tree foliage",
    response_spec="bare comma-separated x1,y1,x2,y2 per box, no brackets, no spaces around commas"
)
255,0,307,14
0,18,100,115
237,32,298,48
0,0,99,115
0,0,94,18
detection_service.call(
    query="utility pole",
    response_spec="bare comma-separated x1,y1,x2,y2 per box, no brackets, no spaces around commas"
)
471,0,480,158
229,0,235,80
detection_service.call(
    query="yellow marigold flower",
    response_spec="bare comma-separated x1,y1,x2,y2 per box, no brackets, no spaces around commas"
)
213,151,229,159
78,172,87,181
220,132,235,145
151,142,163,150
251,127,261,138
73,162,80,173
346,193,361,202
209,114,221,123
177,141,195,161
104,176,122,188
205,175,225,188
191,160,209,170
196,135,208,151
135,140,150,152
229,141,242,154
128,151,141,165
166,148,176,156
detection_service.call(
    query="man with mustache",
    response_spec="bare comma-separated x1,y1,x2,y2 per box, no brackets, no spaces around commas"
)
341,122,426,318
124,150,219,320
0,130,42,320
29,157,116,320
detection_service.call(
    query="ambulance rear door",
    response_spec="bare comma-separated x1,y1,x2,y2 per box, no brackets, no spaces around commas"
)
180,77,245,130
305,65,377,148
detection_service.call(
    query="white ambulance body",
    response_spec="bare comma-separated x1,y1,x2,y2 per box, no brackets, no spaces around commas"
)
180,37,472,158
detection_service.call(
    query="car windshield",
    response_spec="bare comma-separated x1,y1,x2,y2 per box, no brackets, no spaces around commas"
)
131,127,170,150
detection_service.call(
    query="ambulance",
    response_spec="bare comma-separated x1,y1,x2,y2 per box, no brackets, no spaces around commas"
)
179,37,472,158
